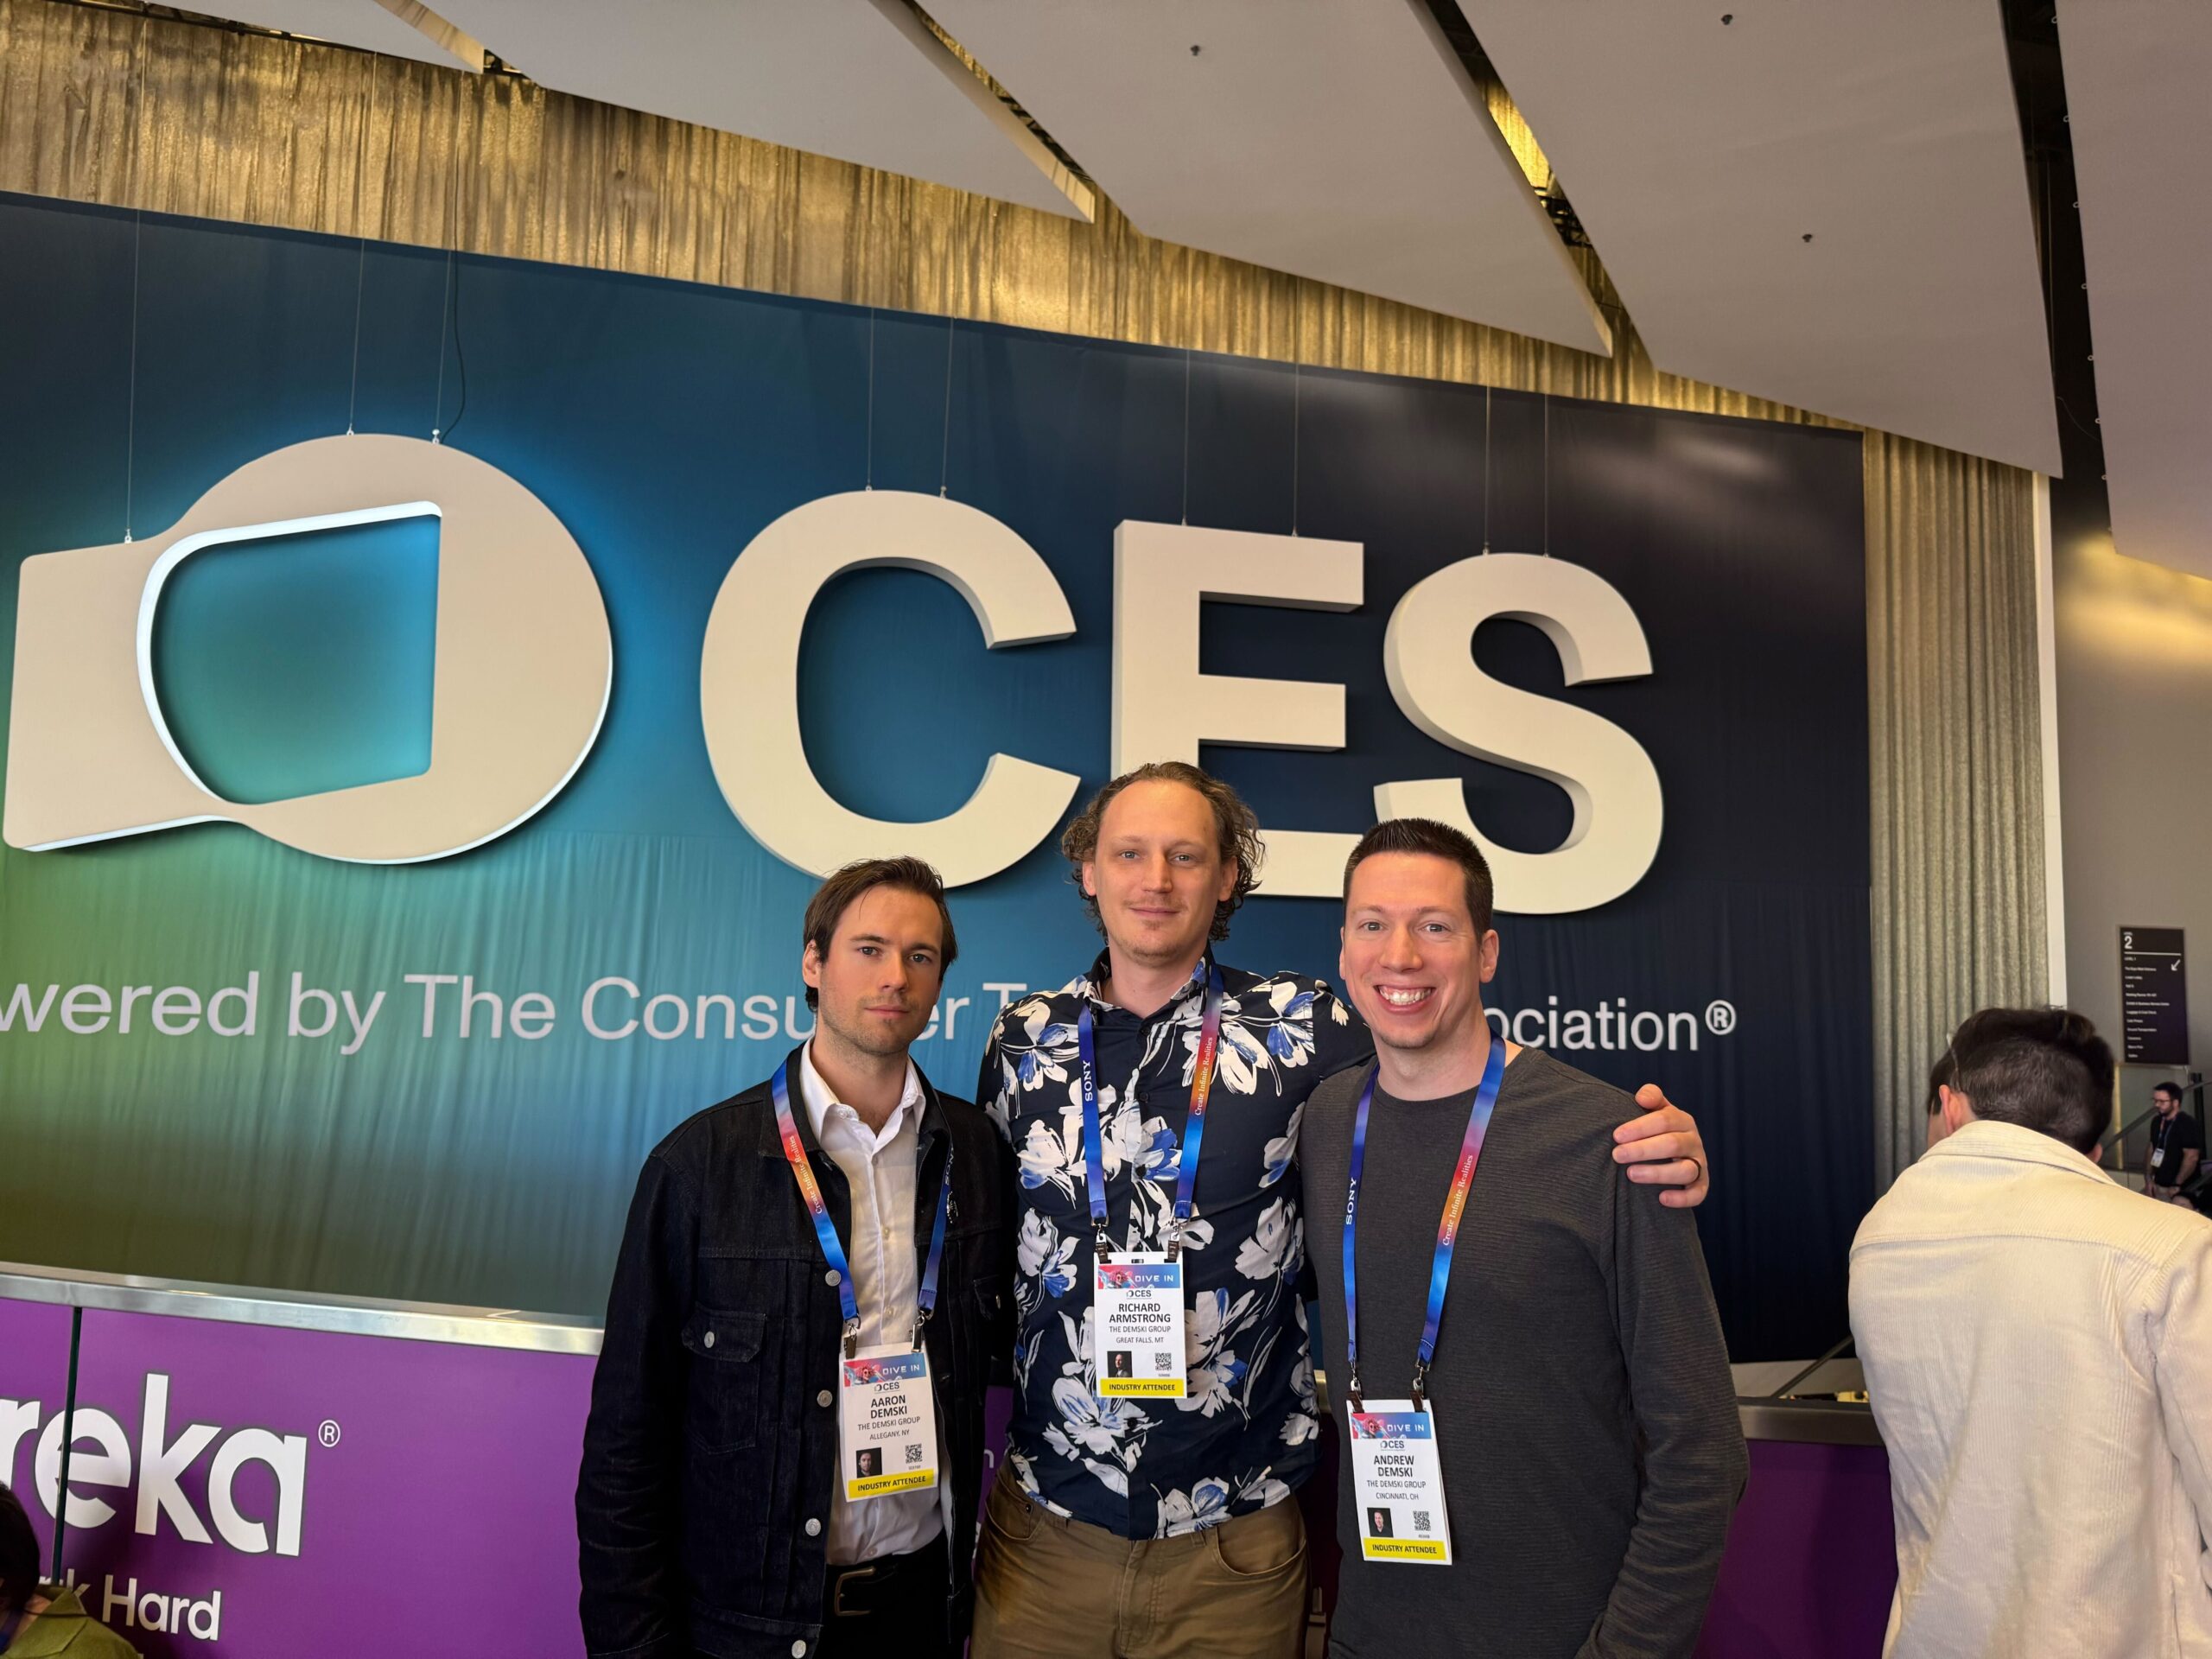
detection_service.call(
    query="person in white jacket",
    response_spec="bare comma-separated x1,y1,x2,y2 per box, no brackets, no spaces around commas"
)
1852,1007,2212,1659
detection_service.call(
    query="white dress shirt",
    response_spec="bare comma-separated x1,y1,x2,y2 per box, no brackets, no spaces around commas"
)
797,1040,943,1567
1851,1119,2212,1658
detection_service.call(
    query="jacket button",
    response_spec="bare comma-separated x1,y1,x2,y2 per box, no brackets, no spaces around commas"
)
804,1516,822,1536
825,1268,842,1287
817,1389,833,1408
702,1330,715,1350
792,1643,807,1657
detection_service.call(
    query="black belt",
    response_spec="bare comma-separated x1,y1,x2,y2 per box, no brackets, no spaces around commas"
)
824,1532,948,1619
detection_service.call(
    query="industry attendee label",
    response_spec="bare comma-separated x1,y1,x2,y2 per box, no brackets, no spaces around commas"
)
1347,1402,1452,1563
1094,1255,1186,1397
836,1347,939,1501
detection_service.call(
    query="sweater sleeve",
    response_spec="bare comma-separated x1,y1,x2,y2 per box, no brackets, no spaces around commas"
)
1580,1168,1748,1659
2152,1224,2212,1593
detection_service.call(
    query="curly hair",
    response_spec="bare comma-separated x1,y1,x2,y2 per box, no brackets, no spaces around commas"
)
1058,761,1263,943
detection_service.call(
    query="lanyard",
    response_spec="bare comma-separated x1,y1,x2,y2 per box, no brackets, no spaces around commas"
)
772,1058,952,1357
1077,962,1224,1261
1342,1036,1507,1413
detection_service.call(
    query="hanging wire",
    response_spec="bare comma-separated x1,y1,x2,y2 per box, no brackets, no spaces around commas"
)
432,246,453,442
346,59,377,436
865,308,876,490
1541,391,1551,556
1481,385,1492,554
1180,346,1192,524
938,314,957,498
345,238,366,435
1290,359,1301,536
123,210,143,543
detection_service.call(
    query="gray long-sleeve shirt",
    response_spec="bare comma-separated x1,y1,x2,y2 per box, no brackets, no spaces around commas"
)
1300,1046,1745,1659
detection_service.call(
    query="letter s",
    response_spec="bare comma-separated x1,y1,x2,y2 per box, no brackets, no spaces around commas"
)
1377,553,1661,914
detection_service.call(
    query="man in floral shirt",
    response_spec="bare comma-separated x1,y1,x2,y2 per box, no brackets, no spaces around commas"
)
969,762,1711,1657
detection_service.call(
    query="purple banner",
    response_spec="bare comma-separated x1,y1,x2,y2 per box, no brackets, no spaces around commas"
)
7,1291,1896,1656
1698,1439,1897,1657
1,1298,593,1656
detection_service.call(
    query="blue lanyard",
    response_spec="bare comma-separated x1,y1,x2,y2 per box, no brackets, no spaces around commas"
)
1342,1037,1507,1412
772,1058,953,1357
1077,963,1224,1261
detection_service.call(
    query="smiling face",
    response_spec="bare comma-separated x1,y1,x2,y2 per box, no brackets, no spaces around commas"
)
1339,850,1499,1061
1081,779,1238,974
801,882,945,1063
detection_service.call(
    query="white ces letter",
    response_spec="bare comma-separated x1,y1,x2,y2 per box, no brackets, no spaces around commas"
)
700,490,1079,887
3,435,612,861
1379,553,1662,914
1111,523,1363,898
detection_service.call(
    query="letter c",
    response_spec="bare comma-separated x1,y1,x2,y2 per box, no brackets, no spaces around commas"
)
700,490,1079,887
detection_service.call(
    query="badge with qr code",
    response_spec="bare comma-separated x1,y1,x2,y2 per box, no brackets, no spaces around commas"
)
1095,1253,1187,1397
1346,1402,1452,1563
836,1346,939,1501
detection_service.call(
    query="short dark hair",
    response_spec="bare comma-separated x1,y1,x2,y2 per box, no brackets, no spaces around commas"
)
1058,761,1262,943
1341,817,1495,934
1925,1048,1956,1116
2153,1080,2184,1103
801,857,957,1011
1947,1007,2113,1157
0,1482,38,1618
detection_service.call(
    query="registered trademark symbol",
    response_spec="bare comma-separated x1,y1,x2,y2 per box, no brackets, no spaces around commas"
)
1704,1000,1738,1036
318,1421,341,1448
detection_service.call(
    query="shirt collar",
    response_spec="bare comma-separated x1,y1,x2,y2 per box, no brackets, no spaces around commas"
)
798,1039,924,1152
1078,948,1219,1022
1923,1117,2116,1185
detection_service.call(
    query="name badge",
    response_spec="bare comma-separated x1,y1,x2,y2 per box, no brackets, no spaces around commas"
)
1347,1401,1452,1564
836,1346,939,1501
1095,1253,1186,1397
2152,1147,2165,1167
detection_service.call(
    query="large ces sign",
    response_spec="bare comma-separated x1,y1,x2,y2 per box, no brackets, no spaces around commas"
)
10,439,1660,911
0,193,1869,1358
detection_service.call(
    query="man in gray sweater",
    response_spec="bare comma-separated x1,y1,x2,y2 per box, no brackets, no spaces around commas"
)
1301,817,1745,1657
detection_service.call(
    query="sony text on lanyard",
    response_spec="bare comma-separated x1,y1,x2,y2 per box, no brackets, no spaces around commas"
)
772,1058,951,1503
1081,963,1224,1400
1340,1035,1507,1565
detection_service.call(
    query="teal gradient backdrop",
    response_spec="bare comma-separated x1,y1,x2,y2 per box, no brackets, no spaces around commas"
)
0,192,1872,1357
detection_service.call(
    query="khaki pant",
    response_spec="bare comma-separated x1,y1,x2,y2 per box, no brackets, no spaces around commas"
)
971,1468,1308,1659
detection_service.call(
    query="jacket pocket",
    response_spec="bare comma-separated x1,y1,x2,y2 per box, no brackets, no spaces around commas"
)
680,1305,766,1452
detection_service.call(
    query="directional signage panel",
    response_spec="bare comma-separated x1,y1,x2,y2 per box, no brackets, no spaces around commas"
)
2120,926,2190,1066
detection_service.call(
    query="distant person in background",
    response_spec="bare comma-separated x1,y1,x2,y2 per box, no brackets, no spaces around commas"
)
2148,1080,2203,1205
1852,1008,2212,1658
0,1483,142,1656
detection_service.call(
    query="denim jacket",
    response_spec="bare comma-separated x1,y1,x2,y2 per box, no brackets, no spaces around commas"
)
577,1049,1012,1659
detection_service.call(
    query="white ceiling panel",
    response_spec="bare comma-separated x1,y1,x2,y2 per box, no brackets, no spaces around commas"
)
188,0,483,71
2057,0,2212,579
1461,0,2061,474
429,0,1091,219
932,0,1611,354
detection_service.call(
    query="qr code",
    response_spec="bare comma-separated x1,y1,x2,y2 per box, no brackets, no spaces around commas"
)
1152,1351,1173,1371
904,1442,925,1466
1413,1510,1433,1533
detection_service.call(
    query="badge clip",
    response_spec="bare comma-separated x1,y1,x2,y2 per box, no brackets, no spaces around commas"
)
841,1317,862,1360
1345,1365,1364,1416
1409,1361,1430,1414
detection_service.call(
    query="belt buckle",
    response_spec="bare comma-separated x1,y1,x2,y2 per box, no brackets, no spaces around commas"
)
830,1563,879,1618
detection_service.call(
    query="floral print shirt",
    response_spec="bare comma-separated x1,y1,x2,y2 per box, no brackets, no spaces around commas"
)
975,950,1372,1538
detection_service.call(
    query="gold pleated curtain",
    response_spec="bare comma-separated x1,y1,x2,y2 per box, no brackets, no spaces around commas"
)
0,0,2046,1189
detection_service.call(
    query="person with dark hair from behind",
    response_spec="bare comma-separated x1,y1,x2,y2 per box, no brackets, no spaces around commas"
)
0,1484,140,1656
1852,1007,2212,1658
